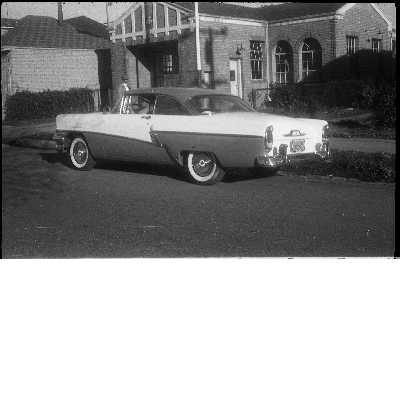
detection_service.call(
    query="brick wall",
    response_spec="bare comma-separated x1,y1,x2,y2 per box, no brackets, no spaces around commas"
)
110,40,127,102
10,48,101,94
198,21,268,102
178,32,198,87
336,3,392,80
266,3,393,83
110,20,269,104
268,18,336,82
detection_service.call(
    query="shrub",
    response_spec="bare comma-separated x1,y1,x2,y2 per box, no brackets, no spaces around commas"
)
268,83,322,118
353,78,396,129
5,88,95,121
282,150,396,183
371,84,396,129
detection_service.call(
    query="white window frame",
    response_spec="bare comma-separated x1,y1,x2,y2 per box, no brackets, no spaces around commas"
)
301,39,322,81
346,36,358,55
250,41,263,80
372,38,382,53
275,41,293,84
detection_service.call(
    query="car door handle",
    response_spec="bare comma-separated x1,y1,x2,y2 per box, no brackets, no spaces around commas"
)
141,116,151,119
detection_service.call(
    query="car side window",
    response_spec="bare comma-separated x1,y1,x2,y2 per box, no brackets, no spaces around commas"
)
154,95,191,115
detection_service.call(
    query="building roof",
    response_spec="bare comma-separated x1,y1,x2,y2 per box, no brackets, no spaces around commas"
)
64,16,109,40
257,3,347,22
1,18,18,28
170,2,266,21
1,15,110,50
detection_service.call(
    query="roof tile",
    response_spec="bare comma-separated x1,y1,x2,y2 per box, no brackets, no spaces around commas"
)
258,3,347,22
1,15,109,49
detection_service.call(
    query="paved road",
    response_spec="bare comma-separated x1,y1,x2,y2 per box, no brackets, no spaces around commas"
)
2,146,395,258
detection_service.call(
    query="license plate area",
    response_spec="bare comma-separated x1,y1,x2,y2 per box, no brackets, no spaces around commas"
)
290,139,305,153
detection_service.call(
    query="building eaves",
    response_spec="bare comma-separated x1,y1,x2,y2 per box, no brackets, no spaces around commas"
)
1,17,18,28
169,2,266,21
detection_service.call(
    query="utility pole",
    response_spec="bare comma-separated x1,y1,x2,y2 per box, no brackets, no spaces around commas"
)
106,2,110,27
57,2,63,25
195,2,202,87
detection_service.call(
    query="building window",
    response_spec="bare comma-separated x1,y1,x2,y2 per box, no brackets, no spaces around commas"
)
162,54,173,74
346,36,358,55
301,38,322,81
372,38,382,53
346,36,359,77
250,41,263,80
275,40,293,84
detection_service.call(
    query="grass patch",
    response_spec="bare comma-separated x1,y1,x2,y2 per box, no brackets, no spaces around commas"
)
282,150,396,183
328,125,396,140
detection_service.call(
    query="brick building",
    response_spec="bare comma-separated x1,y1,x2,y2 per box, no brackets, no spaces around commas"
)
261,3,396,83
1,13,112,118
109,2,396,105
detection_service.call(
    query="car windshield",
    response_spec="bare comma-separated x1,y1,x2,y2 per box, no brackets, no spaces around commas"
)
188,95,256,115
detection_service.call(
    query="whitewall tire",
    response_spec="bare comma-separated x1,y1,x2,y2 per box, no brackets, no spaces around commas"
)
67,135,96,171
186,151,225,185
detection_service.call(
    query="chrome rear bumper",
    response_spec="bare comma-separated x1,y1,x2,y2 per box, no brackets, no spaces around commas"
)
53,131,68,152
256,142,330,167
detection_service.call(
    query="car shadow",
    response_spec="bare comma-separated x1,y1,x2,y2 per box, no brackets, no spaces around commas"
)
222,168,258,183
39,151,67,165
96,159,187,181
39,152,258,184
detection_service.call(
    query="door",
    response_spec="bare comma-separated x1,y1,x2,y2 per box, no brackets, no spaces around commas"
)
154,53,164,87
229,59,242,98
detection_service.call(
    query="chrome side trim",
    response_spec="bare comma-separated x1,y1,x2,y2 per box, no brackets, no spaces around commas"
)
151,130,262,140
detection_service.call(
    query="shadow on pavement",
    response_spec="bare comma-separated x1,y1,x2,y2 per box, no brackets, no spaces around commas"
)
39,152,66,165
37,152,258,184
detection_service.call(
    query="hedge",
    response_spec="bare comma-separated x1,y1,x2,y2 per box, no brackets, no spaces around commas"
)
282,150,396,183
5,88,95,121
269,79,396,129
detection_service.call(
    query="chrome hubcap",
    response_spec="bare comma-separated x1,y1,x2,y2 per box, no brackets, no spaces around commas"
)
73,142,87,164
192,153,214,177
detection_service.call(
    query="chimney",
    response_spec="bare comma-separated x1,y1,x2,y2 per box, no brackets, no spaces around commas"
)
58,2,63,25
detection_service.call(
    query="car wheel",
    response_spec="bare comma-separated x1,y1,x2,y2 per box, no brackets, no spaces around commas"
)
67,135,96,171
248,166,280,178
186,151,225,185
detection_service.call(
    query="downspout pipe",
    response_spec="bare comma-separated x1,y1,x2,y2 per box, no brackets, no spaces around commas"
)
195,2,202,87
265,21,270,89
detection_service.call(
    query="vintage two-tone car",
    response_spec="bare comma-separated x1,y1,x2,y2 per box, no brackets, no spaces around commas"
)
54,87,330,185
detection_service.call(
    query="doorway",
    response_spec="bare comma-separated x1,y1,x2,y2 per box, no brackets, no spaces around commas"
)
229,59,242,98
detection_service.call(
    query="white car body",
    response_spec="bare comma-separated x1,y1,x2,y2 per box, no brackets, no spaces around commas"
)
54,87,330,185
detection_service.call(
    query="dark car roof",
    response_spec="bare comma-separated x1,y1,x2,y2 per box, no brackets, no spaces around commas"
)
125,87,234,103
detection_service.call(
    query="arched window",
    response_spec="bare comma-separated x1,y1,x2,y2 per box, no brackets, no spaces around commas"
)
302,38,322,81
275,41,293,84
